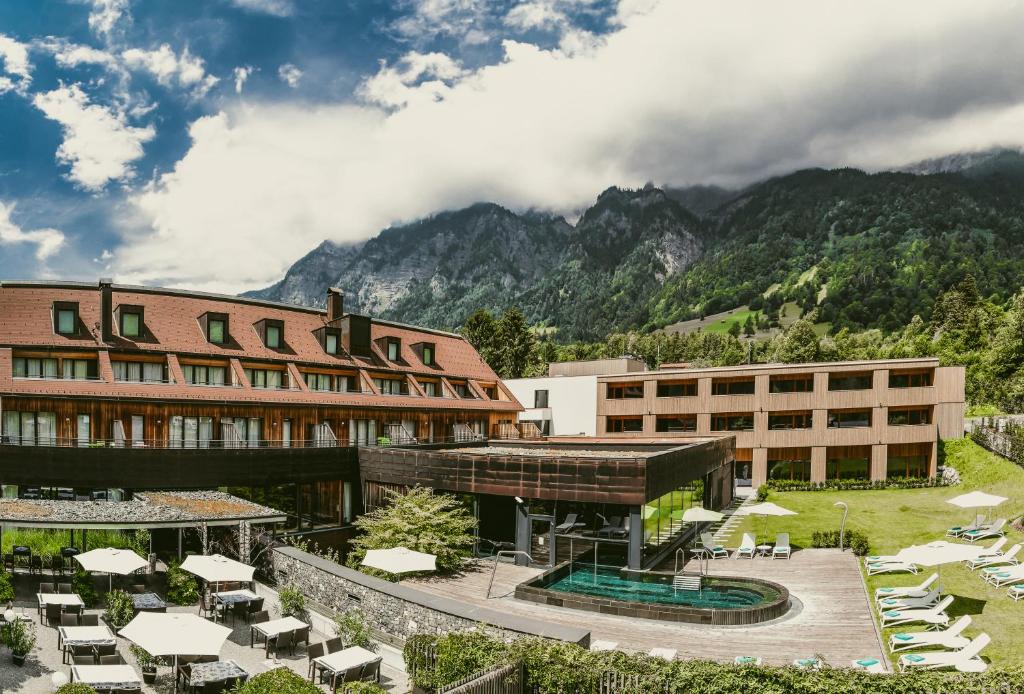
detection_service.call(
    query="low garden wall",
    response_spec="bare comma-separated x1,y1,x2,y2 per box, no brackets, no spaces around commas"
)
270,545,590,647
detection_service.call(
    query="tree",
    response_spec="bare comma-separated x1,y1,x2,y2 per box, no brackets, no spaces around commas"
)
461,309,499,366
742,314,755,336
348,487,476,574
494,307,536,378
768,320,821,363
727,321,741,338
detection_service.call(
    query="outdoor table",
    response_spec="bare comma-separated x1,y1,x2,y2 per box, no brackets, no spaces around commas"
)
37,592,84,616
71,664,142,690
756,544,773,558
250,615,308,649
186,659,249,690
132,592,167,611
212,588,259,606
60,625,116,648
315,646,379,680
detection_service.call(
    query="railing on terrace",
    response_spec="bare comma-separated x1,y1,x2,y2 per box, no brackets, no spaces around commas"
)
0,434,492,450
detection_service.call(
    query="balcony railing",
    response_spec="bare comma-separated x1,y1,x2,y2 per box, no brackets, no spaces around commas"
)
0,433,489,450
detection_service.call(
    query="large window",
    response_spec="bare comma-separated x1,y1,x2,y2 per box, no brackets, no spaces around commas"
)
112,361,167,383
711,413,754,431
607,382,644,399
712,378,755,396
375,377,409,395
181,364,228,386
827,409,872,428
655,415,696,433
767,449,812,481
768,411,812,430
420,380,439,397
769,374,814,393
828,372,873,391
62,358,96,380
656,381,697,397
888,454,929,478
13,357,58,379
169,416,214,448
534,389,549,408
208,318,226,344
245,368,284,389
451,381,474,398
889,370,933,388
606,416,643,433
888,407,932,426
121,311,141,338
2,411,57,446
826,450,870,480
304,372,358,392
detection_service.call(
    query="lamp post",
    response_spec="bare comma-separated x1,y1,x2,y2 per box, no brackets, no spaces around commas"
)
834,501,849,551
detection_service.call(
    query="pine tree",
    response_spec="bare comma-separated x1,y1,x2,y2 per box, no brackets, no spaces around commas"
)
494,307,536,378
461,309,499,367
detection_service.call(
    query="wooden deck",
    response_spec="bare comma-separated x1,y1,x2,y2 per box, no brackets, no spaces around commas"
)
406,549,886,669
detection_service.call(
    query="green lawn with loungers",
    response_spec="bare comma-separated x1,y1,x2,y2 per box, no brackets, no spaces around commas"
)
732,438,1024,668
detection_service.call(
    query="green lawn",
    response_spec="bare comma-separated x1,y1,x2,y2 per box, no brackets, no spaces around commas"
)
703,307,763,335
732,439,1024,668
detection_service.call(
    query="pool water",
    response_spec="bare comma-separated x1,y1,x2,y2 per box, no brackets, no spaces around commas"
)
545,564,776,609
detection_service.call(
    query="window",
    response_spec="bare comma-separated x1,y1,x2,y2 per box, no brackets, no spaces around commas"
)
62,358,96,380
712,378,755,396
889,370,933,388
130,415,144,446
606,416,644,433
121,312,141,338
266,324,281,349
711,413,754,431
2,411,56,446
826,450,870,480
422,344,435,366
374,377,408,395
656,381,697,397
112,361,167,383
767,450,812,481
768,411,812,430
244,368,284,389
769,375,814,393
534,389,549,408
221,417,262,448
304,372,358,392
325,331,340,355
888,454,929,478
13,357,58,379
655,415,696,432
451,381,474,398
208,318,226,344
827,409,872,428
76,414,90,447
182,364,227,386
169,416,214,448
420,380,439,397
55,307,77,335
828,372,872,391
888,407,932,426
482,385,497,399
387,340,400,361
607,382,644,399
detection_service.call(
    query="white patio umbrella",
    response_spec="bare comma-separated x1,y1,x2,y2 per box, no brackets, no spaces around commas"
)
73,547,147,591
120,611,231,688
736,502,797,545
895,541,989,567
361,547,436,577
180,553,255,589
947,491,1008,524
677,507,725,523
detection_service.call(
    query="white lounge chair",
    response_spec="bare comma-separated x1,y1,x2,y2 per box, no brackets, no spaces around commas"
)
982,563,1024,587
880,595,953,628
967,543,1020,571
867,561,919,576
772,533,790,560
850,658,885,673
792,658,821,669
877,587,941,611
963,519,1006,543
734,656,761,666
735,533,756,559
1009,585,1024,602
946,515,986,538
888,616,972,653
649,647,676,660
700,533,728,560
875,573,938,601
864,553,902,565
897,633,989,673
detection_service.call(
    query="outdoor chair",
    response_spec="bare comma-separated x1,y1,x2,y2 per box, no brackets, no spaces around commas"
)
867,561,919,576
251,609,269,624
46,603,63,627
889,615,972,653
360,658,382,683
898,633,990,672
61,613,79,627
325,637,343,653
982,563,1024,587
947,515,986,537
73,654,96,665
99,653,126,665
294,626,310,649
735,533,757,559
772,533,791,560
247,597,265,621
57,582,73,594
880,595,954,628
1009,585,1024,601
966,542,1018,570
699,533,728,559
64,603,83,617
80,614,99,626
198,593,216,620
555,513,585,534
268,630,295,658
39,582,56,594
307,642,327,680
50,555,65,576
877,587,942,611
30,555,43,575
64,643,92,664
329,664,363,691
93,642,117,661
597,516,627,538
963,519,1007,543
230,601,249,624
875,573,938,602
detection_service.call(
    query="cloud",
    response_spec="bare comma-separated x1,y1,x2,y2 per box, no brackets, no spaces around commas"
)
33,84,155,191
228,0,294,17
118,0,1024,292
0,34,31,93
85,0,131,41
122,44,219,97
42,38,119,69
233,66,255,94
0,202,65,260
390,0,488,43
277,63,302,88
504,1,570,31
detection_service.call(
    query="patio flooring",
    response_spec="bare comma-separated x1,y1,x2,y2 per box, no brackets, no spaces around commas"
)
406,548,887,669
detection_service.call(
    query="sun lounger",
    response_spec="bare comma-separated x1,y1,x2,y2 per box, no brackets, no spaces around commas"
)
897,633,989,673
734,656,761,666
793,658,821,669
555,513,585,534
946,515,986,538
867,561,919,576
967,543,1019,571
735,533,756,559
1009,585,1024,602
877,587,941,611
597,516,627,538
772,533,790,560
982,563,1024,587
700,533,728,559
875,573,938,602
963,518,1006,543
850,658,885,673
888,616,972,653
880,595,953,628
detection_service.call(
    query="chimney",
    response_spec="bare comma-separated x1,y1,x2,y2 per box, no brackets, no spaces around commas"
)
99,278,113,342
327,287,344,322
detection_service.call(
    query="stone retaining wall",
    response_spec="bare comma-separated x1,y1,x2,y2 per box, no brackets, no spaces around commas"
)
271,545,590,647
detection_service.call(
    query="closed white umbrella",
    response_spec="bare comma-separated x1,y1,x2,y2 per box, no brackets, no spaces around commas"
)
181,554,255,588
120,612,231,690
361,547,436,577
947,491,1007,524
74,547,147,591
736,502,797,545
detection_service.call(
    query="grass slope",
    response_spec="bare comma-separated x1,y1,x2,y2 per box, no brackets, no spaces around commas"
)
733,439,1024,668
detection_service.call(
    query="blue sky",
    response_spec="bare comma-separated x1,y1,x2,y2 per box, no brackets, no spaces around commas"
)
1,1,1023,293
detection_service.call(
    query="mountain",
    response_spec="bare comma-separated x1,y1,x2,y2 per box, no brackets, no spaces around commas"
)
898,147,1024,176
249,155,1024,341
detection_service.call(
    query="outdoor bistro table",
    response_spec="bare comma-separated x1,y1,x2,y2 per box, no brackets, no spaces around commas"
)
186,659,249,690
249,615,308,649
756,544,773,558
60,625,117,648
314,646,380,683
132,592,167,611
212,589,259,606
71,664,142,691
37,592,84,617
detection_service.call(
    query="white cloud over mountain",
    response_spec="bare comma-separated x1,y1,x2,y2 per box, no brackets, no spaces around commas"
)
117,0,1024,292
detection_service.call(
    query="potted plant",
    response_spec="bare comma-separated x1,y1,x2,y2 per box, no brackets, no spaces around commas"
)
130,644,163,684
104,589,135,630
3,616,36,665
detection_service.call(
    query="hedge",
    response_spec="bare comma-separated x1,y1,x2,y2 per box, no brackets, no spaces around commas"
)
55,685,97,694
405,632,1024,693
811,528,870,556
765,477,944,493
231,668,320,694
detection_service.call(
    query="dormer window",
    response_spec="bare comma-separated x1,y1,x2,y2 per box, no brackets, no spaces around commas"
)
254,318,284,350
387,339,400,361
422,344,435,366
121,312,141,338
325,331,339,354
53,302,79,336
209,318,226,344
266,324,281,348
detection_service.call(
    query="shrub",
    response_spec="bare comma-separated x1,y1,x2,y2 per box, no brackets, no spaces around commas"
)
104,589,135,628
56,685,98,694
335,610,374,651
72,569,98,608
277,584,306,618
0,569,14,602
129,644,167,670
231,667,320,693
755,486,769,502
342,683,387,694
2,615,37,656
166,562,199,605
765,477,944,493
811,529,870,556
